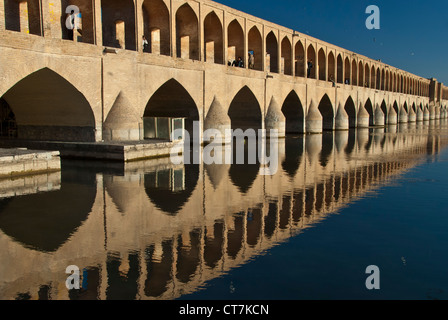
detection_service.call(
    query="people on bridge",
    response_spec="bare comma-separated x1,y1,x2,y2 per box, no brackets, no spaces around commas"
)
237,57,244,68
329,74,335,87
248,52,255,69
307,59,313,78
142,36,149,52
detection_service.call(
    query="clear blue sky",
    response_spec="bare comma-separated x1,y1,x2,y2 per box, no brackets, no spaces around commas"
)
216,0,448,84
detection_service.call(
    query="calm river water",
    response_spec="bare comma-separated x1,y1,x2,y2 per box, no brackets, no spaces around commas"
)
1,120,448,300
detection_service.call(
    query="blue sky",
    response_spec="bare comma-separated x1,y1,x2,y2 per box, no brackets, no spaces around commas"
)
217,0,448,84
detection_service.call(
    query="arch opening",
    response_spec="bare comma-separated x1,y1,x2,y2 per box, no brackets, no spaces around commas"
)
1,68,96,142
337,54,343,84
318,94,334,131
4,0,42,35
62,0,95,43
143,0,170,55
364,64,370,88
307,45,316,79
176,3,199,60
204,11,223,64
266,32,278,73
364,99,374,126
281,91,304,134
351,60,358,86
143,79,199,138
358,61,364,87
295,41,305,77
344,58,351,84
344,97,356,128
228,86,262,132
380,100,388,125
281,37,292,75
248,26,262,71
102,0,136,50
228,20,244,66
327,52,335,83
318,49,326,81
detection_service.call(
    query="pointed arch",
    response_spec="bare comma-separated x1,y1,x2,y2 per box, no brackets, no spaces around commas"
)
266,31,278,73
376,68,381,90
337,54,343,84
176,3,199,60
403,101,409,113
307,45,316,79
228,86,262,131
318,48,326,81
393,101,399,115
351,59,358,86
4,0,42,35
364,98,374,126
143,0,170,55
344,57,351,84
295,40,305,77
102,0,136,50
143,79,199,137
227,19,244,66
327,52,335,83
318,94,334,130
1,67,96,142
380,100,388,125
204,11,223,64
281,91,304,133
344,96,356,128
248,26,263,71
364,63,370,88
358,61,364,87
281,37,292,75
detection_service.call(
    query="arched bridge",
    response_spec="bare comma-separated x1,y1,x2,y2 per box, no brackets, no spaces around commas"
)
1,0,447,143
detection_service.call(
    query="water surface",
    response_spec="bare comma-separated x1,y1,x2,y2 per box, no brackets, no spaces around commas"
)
1,121,448,300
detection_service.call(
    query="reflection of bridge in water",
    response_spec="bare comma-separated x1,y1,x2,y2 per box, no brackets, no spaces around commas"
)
0,122,447,300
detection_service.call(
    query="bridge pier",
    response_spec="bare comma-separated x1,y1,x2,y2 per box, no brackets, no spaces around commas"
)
357,103,370,128
408,107,416,122
435,107,441,120
306,100,323,134
424,107,430,121
398,106,409,123
265,97,286,138
429,105,436,120
387,106,398,125
334,102,349,131
416,107,424,121
374,104,385,126
204,97,231,144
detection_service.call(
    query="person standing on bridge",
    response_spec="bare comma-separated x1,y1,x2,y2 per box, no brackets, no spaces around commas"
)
142,36,149,52
249,52,255,69
307,59,313,78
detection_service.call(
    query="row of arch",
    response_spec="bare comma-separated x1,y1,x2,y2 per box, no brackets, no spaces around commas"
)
1,67,446,142
3,0,432,97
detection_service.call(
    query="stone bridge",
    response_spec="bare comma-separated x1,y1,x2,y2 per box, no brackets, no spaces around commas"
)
0,0,447,143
